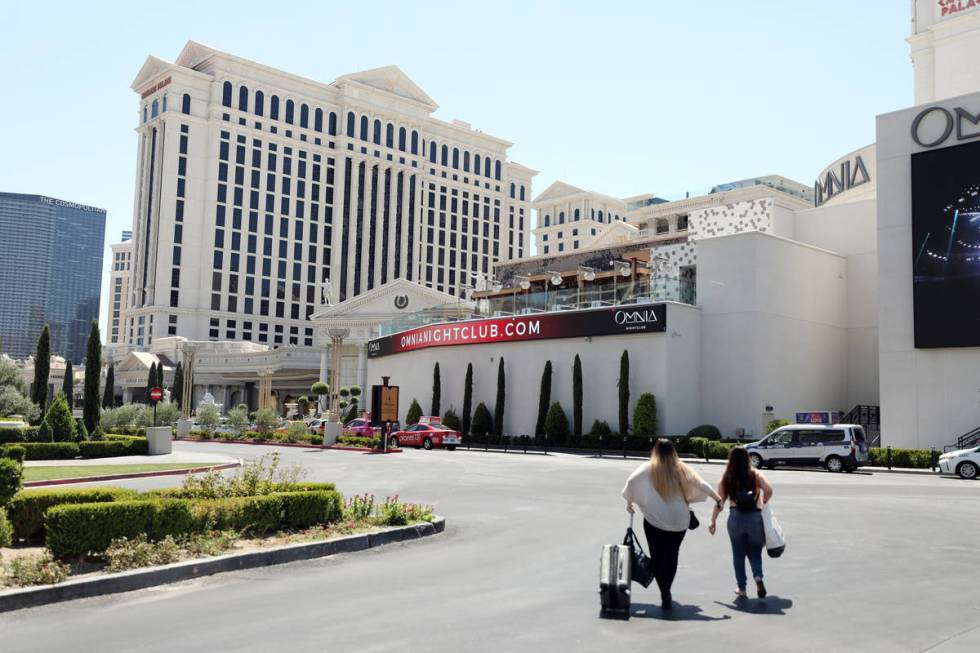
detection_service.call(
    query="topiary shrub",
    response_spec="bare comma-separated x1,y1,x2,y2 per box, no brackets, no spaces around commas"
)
45,393,76,442
0,509,12,547
406,399,423,426
442,407,461,432
1,458,23,506
2,445,27,462
7,487,139,542
687,424,722,441
471,402,493,436
18,442,80,460
544,402,570,441
78,438,149,458
38,419,53,442
632,393,657,437
590,419,612,437
765,419,791,435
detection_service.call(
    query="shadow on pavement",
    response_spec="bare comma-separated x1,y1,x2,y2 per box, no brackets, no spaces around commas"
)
631,602,731,621
715,595,793,615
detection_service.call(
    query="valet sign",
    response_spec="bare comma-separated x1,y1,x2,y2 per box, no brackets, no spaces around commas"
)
368,304,666,358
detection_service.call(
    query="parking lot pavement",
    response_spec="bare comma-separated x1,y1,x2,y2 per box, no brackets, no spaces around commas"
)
3,442,980,653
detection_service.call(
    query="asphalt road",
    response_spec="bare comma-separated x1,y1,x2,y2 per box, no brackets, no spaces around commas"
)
3,442,980,653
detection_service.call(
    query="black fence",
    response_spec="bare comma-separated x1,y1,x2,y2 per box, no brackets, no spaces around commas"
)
462,433,742,460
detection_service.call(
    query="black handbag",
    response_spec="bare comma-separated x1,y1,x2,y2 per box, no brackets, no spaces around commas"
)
688,511,700,530
624,519,655,588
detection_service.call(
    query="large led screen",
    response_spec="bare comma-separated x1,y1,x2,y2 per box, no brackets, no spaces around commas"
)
911,138,980,348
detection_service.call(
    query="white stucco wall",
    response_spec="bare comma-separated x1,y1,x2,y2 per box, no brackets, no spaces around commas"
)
696,231,848,438
876,89,980,449
365,303,701,436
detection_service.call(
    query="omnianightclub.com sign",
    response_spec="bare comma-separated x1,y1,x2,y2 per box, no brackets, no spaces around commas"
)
367,304,667,358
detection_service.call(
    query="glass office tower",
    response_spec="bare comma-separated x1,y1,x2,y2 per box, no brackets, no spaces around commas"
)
0,192,106,364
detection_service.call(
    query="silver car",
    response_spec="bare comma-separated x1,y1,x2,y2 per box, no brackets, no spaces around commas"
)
745,424,870,473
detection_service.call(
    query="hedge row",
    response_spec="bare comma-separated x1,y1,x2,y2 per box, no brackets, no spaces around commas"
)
45,490,343,558
142,481,337,501
337,435,380,448
0,438,150,461
869,447,937,469
7,487,139,542
463,432,743,459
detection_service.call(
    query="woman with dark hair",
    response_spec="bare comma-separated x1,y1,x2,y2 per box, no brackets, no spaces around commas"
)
709,446,774,598
623,439,722,610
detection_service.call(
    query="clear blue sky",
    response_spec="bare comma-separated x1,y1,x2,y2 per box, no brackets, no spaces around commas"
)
0,1,912,334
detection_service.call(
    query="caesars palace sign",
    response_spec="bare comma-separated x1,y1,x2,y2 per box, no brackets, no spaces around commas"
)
367,305,667,358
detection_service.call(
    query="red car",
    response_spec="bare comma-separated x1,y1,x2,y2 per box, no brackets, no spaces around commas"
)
342,418,381,438
390,421,461,450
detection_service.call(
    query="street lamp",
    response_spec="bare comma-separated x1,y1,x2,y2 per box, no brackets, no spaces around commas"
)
647,253,668,300
610,260,632,305
514,275,531,314
577,266,596,307
544,271,562,311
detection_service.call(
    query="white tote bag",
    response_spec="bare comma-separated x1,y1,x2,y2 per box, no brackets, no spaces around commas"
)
761,503,785,558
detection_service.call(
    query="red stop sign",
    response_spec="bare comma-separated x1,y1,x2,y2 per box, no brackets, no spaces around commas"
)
149,387,164,402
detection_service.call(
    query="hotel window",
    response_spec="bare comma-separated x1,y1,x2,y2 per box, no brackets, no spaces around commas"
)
386,123,394,148
677,214,689,231
254,91,264,116
430,140,438,163
495,160,502,181
411,130,419,154
329,111,337,135
520,186,526,201
285,100,294,124
347,112,356,137
314,108,323,132
181,93,191,115
222,81,232,107
474,154,481,176
238,86,248,112
398,127,406,151
151,99,158,118
360,115,369,140
373,119,382,145
300,104,309,128
270,95,280,121
559,212,565,224
656,218,669,234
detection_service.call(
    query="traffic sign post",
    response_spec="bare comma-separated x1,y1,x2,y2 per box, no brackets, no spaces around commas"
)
149,387,164,427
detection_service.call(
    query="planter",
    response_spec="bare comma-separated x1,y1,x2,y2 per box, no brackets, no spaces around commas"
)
145,426,173,455
176,419,193,439
323,421,340,446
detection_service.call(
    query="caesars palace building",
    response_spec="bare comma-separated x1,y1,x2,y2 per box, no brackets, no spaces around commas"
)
110,1,980,450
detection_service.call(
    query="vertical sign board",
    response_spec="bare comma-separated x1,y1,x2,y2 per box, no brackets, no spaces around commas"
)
370,385,400,423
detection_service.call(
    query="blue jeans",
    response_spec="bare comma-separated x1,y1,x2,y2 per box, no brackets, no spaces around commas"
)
727,510,764,591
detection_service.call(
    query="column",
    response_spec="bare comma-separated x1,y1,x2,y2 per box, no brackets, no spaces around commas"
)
357,343,368,395
328,328,350,414
319,344,329,384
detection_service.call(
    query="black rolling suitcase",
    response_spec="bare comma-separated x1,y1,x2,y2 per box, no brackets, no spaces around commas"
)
599,524,632,617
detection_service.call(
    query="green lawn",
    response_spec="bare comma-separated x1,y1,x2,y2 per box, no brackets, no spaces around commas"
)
24,463,216,482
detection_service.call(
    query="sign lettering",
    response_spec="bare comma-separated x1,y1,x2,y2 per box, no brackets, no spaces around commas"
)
140,76,172,99
814,155,871,206
911,104,980,148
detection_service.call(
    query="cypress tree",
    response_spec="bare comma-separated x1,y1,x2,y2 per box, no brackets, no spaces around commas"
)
147,362,157,398
31,325,51,409
431,362,441,417
83,320,102,433
493,357,505,437
618,350,630,434
573,354,583,436
172,362,183,410
462,363,473,435
102,363,115,408
63,360,74,410
535,360,552,437
157,362,165,389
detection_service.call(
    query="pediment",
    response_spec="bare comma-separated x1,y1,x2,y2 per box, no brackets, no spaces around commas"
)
334,65,438,110
532,181,586,204
311,279,458,321
175,40,217,70
588,221,639,248
131,56,174,92
115,352,157,373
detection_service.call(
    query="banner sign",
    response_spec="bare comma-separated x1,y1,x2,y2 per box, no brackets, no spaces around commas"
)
795,411,844,425
368,304,666,358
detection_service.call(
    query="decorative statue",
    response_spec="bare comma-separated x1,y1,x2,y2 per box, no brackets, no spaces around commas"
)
320,278,334,306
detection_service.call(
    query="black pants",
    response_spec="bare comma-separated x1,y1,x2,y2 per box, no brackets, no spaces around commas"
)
643,520,687,597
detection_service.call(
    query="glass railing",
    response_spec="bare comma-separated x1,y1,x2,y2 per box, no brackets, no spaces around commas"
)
376,280,696,337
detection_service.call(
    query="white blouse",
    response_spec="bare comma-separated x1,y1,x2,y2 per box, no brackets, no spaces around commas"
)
621,461,714,532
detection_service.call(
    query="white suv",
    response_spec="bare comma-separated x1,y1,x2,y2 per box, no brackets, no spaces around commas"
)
745,424,870,473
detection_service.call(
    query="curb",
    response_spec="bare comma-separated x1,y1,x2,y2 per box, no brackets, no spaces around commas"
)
23,461,243,488
322,445,402,454
0,516,445,613
175,438,403,454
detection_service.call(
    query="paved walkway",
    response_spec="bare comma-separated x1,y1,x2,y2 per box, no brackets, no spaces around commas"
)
24,450,238,467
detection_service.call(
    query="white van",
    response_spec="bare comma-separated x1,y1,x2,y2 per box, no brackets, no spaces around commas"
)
745,424,870,472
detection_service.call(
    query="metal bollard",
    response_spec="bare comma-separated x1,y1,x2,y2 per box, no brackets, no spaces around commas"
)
504,435,509,453
522,434,528,454
543,434,548,455
623,434,627,459
887,446,892,470
598,435,603,458
704,440,709,463
930,448,938,472
485,434,488,452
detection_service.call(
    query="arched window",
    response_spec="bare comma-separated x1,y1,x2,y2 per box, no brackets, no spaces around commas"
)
314,108,323,132
222,81,232,107
238,86,248,112
411,130,419,155
347,112,355,137
270,95,280,120
463,151,470,172
285,100,295,124
495,160,502,181
510,183,515,198
143,106,147,123
441,145,448,166
520,186,526,201
452,148,459,169
328,112,337,135
360,115,369,140
574,208,580,221
373,119,382,144
300,104,309,128
181,93,191,115
598,210,604,223
254,91,264,116
151,99,159,118
484,158,491,177
544,214,551,227
474,154,482,176
559,211,565,224
398,127,406,151
386,123,394,148
429,140,438,163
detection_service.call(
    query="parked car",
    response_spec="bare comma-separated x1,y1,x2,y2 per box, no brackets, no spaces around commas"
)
938,445,980,479
745,424,869,472
343,418,382,439
390,417,461,450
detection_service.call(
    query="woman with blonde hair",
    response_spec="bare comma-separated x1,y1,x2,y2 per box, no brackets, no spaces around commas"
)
622,438,722,610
